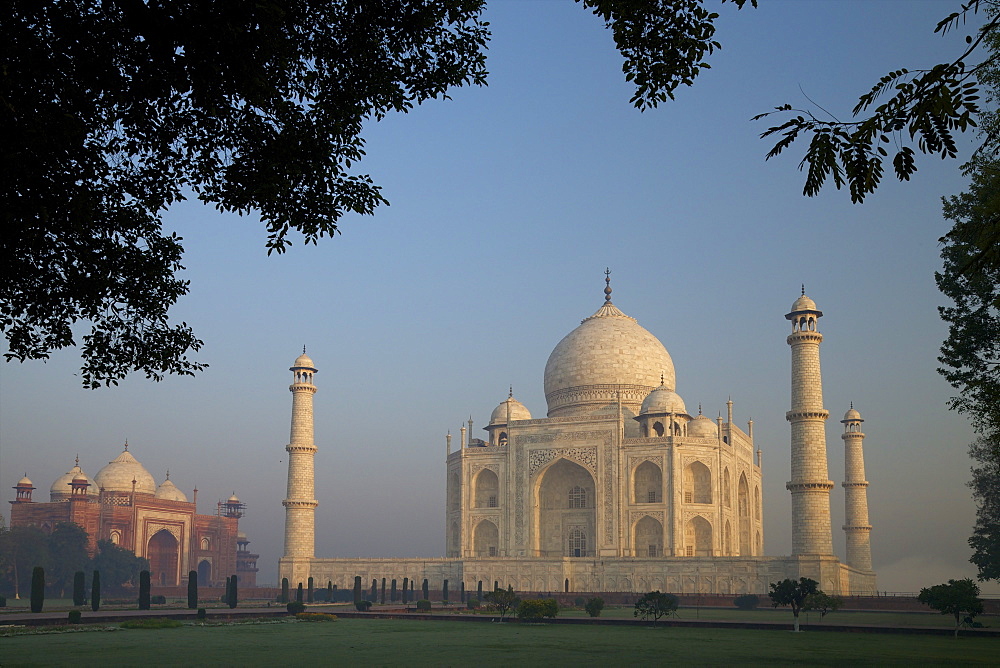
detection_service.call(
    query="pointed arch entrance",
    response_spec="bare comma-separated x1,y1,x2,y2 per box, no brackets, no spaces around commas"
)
633,515,664,557
148,529,179,585
197,559,212,586
533,458,595,557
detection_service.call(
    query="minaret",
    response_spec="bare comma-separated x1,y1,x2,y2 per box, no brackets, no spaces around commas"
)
785,289,834,556
283,348,319,563
841,404,873,571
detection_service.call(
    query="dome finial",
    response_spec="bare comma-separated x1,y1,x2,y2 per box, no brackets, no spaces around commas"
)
75,454,79,466
509,385,513,398
660,373,665,386
124,440,128,451
801,284,806,296
604,268,612,303
165,469,170,480
698,403,703,415
303,344,306,354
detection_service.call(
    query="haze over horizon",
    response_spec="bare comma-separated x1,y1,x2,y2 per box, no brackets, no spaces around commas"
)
2,1,996,595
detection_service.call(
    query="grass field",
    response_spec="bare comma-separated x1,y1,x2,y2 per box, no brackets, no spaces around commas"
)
1,617,997,667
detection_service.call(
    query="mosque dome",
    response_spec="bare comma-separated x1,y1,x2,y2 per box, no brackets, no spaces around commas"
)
688,414,719,438
490,395,532,425
50,461,97,500
94,447,156,494
640,383,687,416
544,296,675,418
228,493,240,503
155,476,188,502
17,475,33,487
844,407,862,421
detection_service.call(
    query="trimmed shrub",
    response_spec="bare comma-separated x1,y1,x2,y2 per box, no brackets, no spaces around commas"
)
467,597,480,610
68,610,82,624
391,579,397,602
0,595,6,607
734,594,761,610
30,566,44,613
280,577,289,604
73,571,86,606
296,612,337,622
460,581,466,603
371,579,377,602
422,579,429,601
91,571,101,612
416,599,431,611
355,600,372,611
353,576,362,605
307,576,314,603
402,577,409,604
188,571,198,609
574,597,586,607
197,608,207,619
381,578,386,604
138,570,150,610
286,600,306,614
442,579,449,604
228,574,238,609
516,598,558,620
151,595,166,605
296,582,304,603
585,597,604,617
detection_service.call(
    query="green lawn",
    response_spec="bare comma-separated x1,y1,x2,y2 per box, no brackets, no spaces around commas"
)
1,618,996,667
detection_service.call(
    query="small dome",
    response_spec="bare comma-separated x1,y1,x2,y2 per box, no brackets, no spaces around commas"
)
50,463,97,500
228,493,240,503
688,414,719,438
94,447,156,494
17,475,33,487
843,407,862,421
155,478,188,502
292,352,315,369
490,395,532,425
640,383,687,416
790,293,817,312
237,531,247,539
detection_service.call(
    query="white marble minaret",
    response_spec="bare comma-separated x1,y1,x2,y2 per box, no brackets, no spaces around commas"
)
785,290,835,556
841,405,873,571
282,349,319,575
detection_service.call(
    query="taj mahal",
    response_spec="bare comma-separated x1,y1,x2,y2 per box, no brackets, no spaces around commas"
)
279,277,877,595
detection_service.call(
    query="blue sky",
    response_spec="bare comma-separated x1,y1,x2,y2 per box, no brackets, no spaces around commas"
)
2,0,994,593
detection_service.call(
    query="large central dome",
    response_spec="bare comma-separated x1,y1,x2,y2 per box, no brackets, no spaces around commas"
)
544,299,675,417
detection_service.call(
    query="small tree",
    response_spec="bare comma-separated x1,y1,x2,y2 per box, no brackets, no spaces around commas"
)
30,566,44,613
585,597,605,617
73,571,86,606
517,598,558,620
228,574,238,609
381,578,386,604
733,594,760,610
188,570,198,609
918,578,985,638
804,592,842,621
353,576,362,605
138,570,151,610
307,576,314,603
422,578,429,601
402,577,409,604
484,585,518,621
633,591,678,624
768,577,818,632
91,570,101,612
281,577,289,604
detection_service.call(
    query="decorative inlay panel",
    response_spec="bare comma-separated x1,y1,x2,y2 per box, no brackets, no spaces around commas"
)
630,510,665,526
528,447,597,476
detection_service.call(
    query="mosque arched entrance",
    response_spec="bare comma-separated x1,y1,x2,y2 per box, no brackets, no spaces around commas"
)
148,529,179,586
198,559,212,586
532,458,596,557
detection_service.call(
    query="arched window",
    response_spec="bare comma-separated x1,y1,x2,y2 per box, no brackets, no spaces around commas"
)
568,529,587,557
201,536,210,551
110,530,121,545
498,431,508,446
653,421,664,437
568,486,587,509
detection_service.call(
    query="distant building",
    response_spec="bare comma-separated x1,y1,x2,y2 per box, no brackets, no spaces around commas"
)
280,278,876,595
9,446,257,587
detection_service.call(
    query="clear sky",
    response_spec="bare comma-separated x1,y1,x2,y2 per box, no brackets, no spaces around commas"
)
2,0,995,594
